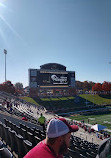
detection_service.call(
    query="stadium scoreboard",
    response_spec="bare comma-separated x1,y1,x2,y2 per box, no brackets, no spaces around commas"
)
29,63,75,96
29,70,75,87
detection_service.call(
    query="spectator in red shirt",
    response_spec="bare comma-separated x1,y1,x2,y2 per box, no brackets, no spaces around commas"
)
22,117,28,121
24,118,79,158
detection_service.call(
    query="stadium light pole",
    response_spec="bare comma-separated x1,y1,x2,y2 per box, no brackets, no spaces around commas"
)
4,49,7,82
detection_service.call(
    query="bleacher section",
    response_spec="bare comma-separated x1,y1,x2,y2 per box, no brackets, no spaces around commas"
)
0,118,45,157
0,117,99,158
0,91,99,158
0,91,48,124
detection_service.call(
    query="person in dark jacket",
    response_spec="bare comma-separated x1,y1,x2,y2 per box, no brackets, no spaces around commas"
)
96,137,111,158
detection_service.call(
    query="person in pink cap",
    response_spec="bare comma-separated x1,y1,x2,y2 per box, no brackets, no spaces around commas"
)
24,118,79,158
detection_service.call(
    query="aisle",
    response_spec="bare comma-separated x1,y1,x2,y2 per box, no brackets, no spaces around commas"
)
74,126,102,144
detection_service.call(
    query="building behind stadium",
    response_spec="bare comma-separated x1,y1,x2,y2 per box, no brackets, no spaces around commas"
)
29,63,76,97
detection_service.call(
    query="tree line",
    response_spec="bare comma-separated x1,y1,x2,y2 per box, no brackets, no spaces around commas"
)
0,80,111,95
76,81,95,91
76,80,111,94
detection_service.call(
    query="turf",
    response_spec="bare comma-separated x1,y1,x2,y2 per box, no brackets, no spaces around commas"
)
20,96,39,105
79,94,111,105
69,113,111,130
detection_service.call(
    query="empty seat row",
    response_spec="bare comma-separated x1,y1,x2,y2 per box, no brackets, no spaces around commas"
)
0,120,34,157
0,138,13,158
3,118,46,152
19,122,46,140
4,118,46,142
0,147,13,158
19,122,45,135
69,135,98,158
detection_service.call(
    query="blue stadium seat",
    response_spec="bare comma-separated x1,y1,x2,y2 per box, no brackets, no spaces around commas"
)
27,132,35,147
68,148,80,158
3,126,11,146
23,139,32,155
0,122,3,139
34,136,41,145
15,133,25,158
21,128,27,139
0,140,5,149
2,124,7,142
0,147,13,158
16,125,21,135
9,130,17,152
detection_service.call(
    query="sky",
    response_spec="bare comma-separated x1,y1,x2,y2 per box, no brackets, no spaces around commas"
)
0,0,111,88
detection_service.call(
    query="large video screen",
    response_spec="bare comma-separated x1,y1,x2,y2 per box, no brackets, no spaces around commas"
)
37,72,69,86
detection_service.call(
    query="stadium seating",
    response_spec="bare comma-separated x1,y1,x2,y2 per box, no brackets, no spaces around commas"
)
0,147,13,158
0,91,100,158
23,139,32,155
0,117,46,157
15,133,26,157
0,140,5,149
2,117,99,157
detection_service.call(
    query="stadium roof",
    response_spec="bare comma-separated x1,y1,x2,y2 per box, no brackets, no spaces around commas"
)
40,63,66,71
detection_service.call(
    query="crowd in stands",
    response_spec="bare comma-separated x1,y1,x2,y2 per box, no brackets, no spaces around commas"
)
73,121,111,140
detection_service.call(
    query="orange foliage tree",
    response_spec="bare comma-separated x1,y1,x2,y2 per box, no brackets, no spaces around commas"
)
92,83,102,94
102,81,111,94
0,80,15,94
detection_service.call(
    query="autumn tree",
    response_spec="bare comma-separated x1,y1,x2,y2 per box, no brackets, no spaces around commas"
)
102,81,111,94
92,83,102,94
0,80,15,94
14,82,24,95
14,82,23,90
76,80,95,92
89,81,95,90
76,81,83,90
83,81,91,91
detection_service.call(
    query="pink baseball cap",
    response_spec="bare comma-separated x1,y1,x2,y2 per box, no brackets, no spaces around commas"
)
47,118,79,138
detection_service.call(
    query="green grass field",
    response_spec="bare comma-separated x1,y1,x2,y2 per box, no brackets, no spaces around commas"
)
22,94,111,106
21,94,111,131
69,113,111,130
79,94,111,105
41,98,51,101
21,96,39,105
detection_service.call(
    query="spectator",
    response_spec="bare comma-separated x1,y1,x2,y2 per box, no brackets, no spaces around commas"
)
96,132,99,138
24,118,79,158
96,138,111,158
88,127,91,133
22,116,28,121
88,118,89,124
84,126,87,131
38,113,46,131
6,101,10,109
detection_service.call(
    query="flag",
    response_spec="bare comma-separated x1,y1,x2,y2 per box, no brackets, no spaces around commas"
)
4,49,7,54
